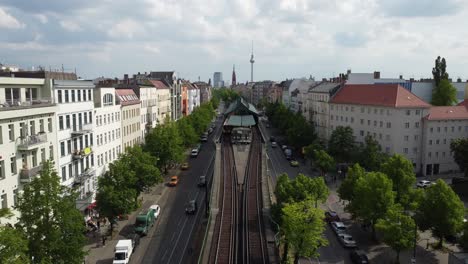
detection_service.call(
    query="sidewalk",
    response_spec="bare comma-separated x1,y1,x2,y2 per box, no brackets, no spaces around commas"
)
83,171,175,264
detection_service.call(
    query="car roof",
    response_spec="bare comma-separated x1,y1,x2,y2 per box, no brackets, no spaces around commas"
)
333,221,345,227
171,176,178,179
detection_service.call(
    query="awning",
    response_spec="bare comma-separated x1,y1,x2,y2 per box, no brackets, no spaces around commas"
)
87,201,97,210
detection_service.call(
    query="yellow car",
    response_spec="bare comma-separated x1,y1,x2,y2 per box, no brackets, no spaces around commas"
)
181,162,189,170
169,176,179,186
290,160,299,167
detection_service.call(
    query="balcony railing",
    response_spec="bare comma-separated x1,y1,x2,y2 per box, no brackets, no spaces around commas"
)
17,133,48,151
20,165,42,183
74,168,96,184
72,146,93,160
0,98,54,111
71,123,92,136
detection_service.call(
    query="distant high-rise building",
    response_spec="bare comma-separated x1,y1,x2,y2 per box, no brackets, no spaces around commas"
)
213,72,223,88
232,65,237,87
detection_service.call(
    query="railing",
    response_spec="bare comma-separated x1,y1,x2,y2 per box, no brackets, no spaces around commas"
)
72,146,93,159
71,123,92,134
0,98,54,110
74,168,96,184
17,133,48,150
20,165,42,183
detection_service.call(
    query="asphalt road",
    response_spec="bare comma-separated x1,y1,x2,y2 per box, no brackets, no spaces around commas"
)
137,115,223,264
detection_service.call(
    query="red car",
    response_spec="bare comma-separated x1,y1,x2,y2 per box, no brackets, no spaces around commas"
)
325,211,341,222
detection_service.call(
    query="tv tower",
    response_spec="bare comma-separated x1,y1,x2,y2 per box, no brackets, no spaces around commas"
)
249,41,255,82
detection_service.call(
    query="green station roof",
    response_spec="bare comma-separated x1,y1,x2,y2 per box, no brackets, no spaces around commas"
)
224,97,259,116
225,115,256,127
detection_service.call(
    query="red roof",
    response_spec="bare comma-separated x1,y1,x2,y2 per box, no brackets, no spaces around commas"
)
426,106,468,120
115,89,140,106
458,99,468,107
149,80,169,89
331,84,431,108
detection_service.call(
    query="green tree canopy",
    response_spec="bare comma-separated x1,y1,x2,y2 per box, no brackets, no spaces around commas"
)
431,79,457,106
282,200,328,264
356,135,389,171
337,163,366,202
328,126,356,162
15,161,86,264
415,179,465,248
376,204,417,263
0,209,29,264
350,171,395,239
380,154,416,207
450,138,468,177
176,117,198,147
314,150,335,176
274,173,294,204
432,56,449,87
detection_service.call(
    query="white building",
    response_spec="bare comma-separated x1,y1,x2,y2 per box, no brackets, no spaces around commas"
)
53,80,96,211
149,80,171,124
93,87,122,179
0,77,58,224
116,89,141,150
187,84,200,114
282,79,317,110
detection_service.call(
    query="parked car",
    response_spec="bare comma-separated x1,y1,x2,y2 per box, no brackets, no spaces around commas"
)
350,250,369,264
290,159,299,167
181,162,189,170
325,211,340,222
271,142,277,148
191,149,199,157
169,176,179,186
331,221,347,234
284,149,292,160
281,145,288,150
200,136,208,142
185,200,197,214
149,204,161,219
198,175,207,187
338,233,357,248
270,136,275,142
416,180,434,188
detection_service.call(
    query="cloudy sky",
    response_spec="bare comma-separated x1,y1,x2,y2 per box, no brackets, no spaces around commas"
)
1,0,468,82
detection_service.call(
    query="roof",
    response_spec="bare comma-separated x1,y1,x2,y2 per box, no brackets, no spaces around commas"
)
330,84,431,108
148,71,175,84
115,89,140,106
289,79,318,94
225,115,256,127
425,106,468,120
149,80,169,89
224,97,259,116
309,82,341,93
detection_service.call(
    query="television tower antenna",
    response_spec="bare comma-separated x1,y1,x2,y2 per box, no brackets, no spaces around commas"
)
249,41,255,82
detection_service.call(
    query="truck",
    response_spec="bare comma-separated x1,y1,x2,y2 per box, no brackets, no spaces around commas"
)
134,207,156,236
113,239,133,264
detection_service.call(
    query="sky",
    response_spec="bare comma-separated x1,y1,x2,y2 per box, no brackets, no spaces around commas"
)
1,0,468,82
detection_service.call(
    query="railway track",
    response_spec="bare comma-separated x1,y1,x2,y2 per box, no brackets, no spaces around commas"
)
210,129,268,264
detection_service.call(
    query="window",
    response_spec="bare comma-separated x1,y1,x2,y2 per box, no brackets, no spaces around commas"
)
84,112,88,124
386,134,390,141
444,127,447,132
436,139,439,144
0,126,3,144
443,152,446,157
64,90,69,102
368,120,371,125
437,127,440,132
66,115,70,129
67,140,72,154
13,189,18,206
83,90,87,101
385,147,390,153
380,121,383,127
68,164,73,179
443,139,447,144
48,118,52,132
1,194,7,209
32,150,37,167
59,116,64,130
8,124,14,141
49,146,54,161
430,127,433,133
406,110,410,115
414,135,419,141
39,119,44,132
404,148,408,154
10,157,16,174
77,90,81,101
71,90,75,102
60,142,65,156
58,90,63,103
61,166,66,182
404,135,409,141
451,126,455,132
103,93,113,106
429,140,432,145
350,117,354,123
413,148,418,154
0,160,4,179
428,152,432,158
415,122,420,128
386,122,391,128
373,120,377,127
416,110,420,115
360,119,364,125
89,111,92,123
404,122,410,128
360,130,364,136
88,90,92,100
41,148,46,163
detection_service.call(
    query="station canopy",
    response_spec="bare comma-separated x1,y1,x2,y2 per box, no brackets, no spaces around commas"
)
225,115,256,127
224,97,259,116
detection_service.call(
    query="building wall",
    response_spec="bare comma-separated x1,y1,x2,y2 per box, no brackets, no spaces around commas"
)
308,92,331,141
188,88,200,114
156,88,171,124
121,103,141,150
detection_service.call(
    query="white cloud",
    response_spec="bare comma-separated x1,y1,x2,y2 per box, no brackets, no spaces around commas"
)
107,19,144,39
34,14,48,24
60,20,83,32
143,44,160,54
0,7,25,29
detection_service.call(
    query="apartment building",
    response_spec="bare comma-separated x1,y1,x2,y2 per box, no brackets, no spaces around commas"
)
149,80,171,124
187,82,200,115
329,84,431,174
181,81,189,116
148,72,181,121
116,89,141,150
306,82,341,141
193,81,212,104
93,87,122,178
53,80,96,210
0,77,58,224
132,84,159,141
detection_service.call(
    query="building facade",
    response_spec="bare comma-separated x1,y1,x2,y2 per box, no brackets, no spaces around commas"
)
187,83,200,114
149,72,181,121
0,77,58,224
116,89,141,150
149,80,171,124
213,72,223,88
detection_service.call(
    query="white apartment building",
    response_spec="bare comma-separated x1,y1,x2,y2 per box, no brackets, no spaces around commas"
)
422,106,468,175
116,89,141,150
136,85,159,140
187,85,200,114
93,87,122,178
149,80,171,124
329,84,431,174
306,82,341,141
0,77,58,224
53,80,96,211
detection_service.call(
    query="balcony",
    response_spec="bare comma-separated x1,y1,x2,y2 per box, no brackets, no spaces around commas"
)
17,133,48,151
71,123,92,136
20,165,42,183
72,146,93,160
0,98,54,111
74,168,96,184
76,191,94,204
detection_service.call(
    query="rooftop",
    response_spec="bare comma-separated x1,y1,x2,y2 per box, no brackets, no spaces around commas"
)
426,106,468,120
225,115,256,127
330,84,431,108
115,89,140,106
149,80,169,89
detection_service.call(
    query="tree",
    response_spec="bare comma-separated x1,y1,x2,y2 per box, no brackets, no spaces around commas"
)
0,209,29,264
451,138,468,177
356,135,388,171
15,161,86,264
274,173,294,204
176,117,198,147
145,121,184,173
96,161,137,233
314,150,335,176
120,146,162,205
376,204,416,264
432,56,449,88
350,172,394,239
290,174,329,208
431,79,457,106
328,126,356,162
337,163,366,202
380,154,416,207
415,179,465,248
286,113,316,149
282,200,328,264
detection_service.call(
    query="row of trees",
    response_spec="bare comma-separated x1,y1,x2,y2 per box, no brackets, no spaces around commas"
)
212,87,239,104
431,56,458,106
338,155,465,262
273,174,329,264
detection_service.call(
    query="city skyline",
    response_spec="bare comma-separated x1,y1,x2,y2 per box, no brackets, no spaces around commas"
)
1,0,468,81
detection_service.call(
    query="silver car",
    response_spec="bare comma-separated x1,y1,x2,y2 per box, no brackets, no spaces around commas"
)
338,233,357,248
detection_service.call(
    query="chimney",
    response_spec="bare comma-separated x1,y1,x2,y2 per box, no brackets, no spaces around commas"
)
399,75,403,79
410,78,415,82
124,74,128,80
347,69,351,75
457,77,461,83
322,78,327,82
374,71,380,79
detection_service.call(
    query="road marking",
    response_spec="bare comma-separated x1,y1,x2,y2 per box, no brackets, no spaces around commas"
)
177,192,205,264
